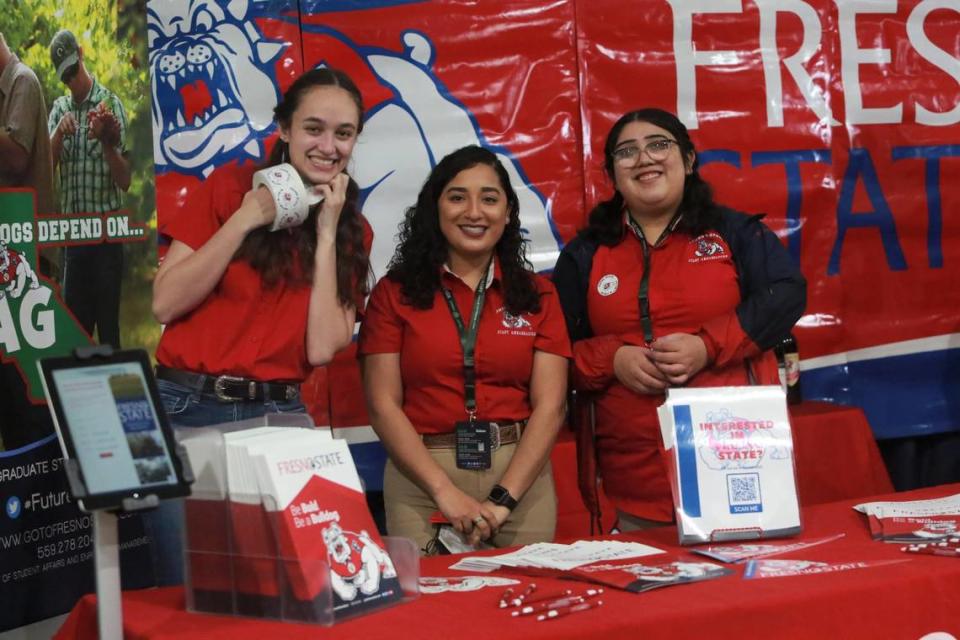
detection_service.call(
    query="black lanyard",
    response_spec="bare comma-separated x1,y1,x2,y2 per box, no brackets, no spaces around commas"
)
626,213,681,345
440,263,491,418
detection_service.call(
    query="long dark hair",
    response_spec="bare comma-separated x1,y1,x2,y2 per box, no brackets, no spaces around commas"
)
387,145,541,315
582,108,721,246
236,68,370,306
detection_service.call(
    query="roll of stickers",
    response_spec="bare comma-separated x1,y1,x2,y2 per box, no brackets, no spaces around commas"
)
252,163,324,231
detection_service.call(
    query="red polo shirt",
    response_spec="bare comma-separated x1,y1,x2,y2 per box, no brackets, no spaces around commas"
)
156,163,371,382
358,263,571,435
573,222,777,521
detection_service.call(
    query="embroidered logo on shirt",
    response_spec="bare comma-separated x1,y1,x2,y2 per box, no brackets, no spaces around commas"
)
597,274,619,296
502,311,532,330
689,233,728,263
497,307,535,337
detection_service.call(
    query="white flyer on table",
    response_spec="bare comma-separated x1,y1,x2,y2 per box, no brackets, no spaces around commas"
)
658,386,801,544
449,540,664,572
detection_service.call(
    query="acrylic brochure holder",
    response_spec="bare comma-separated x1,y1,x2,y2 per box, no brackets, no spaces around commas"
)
177,413,419,625
658,386,802,545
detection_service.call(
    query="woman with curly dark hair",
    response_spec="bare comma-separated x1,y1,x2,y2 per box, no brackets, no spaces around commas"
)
553,108,806,532
360,145,570,550
147,67,371,584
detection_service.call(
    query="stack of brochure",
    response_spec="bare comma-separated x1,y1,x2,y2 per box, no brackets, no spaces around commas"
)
854,492,960,543
450,539,664,572
181,426,401,620
572,556,733,592
691,534,845,563
450,540,740,593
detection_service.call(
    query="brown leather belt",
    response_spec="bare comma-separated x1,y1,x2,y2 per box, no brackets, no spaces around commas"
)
421,421,526,451
156,365,299,403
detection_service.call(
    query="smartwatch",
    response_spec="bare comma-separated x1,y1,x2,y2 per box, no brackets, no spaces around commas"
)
487,484,518,511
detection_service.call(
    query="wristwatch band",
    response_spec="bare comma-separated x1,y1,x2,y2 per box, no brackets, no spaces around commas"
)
487,484,518,511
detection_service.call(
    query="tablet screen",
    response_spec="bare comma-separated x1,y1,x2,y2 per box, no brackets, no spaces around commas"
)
40,351,190,508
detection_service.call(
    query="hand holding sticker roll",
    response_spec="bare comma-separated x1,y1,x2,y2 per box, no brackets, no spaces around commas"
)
251,163,324,231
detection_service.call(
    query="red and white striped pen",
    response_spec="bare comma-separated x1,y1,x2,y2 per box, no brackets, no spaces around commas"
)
512,589,604,617
512,588,573,608
537,599,604,621
509,583,537,607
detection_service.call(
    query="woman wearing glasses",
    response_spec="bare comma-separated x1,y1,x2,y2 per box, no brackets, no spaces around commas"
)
552,108,805,531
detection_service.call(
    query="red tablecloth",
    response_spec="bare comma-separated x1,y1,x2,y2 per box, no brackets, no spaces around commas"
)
56,483,960,640
552,401,894,539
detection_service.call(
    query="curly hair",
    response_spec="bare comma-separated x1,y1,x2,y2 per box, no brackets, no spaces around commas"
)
581,108,721,246
387,145,541,315
235,68,371,306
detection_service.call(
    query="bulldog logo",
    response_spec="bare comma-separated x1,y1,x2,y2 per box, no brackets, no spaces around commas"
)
148,0,285,176
626,561,720,582
502,310,532,330
690,233,727,261
148,2,561,277
321,521,397,602
0,243,40,300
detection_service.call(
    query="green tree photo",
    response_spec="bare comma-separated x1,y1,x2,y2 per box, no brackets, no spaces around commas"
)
2,0,159,354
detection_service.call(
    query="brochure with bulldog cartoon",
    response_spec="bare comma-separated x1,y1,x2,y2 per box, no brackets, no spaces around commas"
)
252,435,402,619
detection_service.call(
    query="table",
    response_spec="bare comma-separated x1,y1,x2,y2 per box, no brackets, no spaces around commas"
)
552,401,894,539
55,483,960,640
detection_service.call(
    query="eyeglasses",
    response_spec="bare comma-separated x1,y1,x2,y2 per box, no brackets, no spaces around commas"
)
611,139,678,167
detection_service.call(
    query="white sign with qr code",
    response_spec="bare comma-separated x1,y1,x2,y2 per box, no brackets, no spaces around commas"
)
658,386,801,545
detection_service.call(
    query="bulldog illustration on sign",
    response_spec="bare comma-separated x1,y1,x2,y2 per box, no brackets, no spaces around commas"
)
147,0,561,277
321,520,398,602
0,243,40,300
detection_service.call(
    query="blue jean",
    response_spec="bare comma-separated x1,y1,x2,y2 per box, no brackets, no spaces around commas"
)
142,378,306,586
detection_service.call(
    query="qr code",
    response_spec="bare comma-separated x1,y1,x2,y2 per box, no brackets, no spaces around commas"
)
727,473,762,513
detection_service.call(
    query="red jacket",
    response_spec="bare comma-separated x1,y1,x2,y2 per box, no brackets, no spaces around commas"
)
553,207,806,522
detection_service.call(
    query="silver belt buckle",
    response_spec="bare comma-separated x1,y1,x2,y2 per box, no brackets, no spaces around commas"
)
490,423,501,452
213,375,245,401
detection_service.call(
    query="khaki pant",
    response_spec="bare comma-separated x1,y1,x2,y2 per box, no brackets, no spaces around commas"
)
384,442,556,551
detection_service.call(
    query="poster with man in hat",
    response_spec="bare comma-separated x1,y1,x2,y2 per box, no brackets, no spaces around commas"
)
47,27,130,349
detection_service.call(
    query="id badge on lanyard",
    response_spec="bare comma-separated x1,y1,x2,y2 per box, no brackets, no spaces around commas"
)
454,418,492,470
441,261,494,470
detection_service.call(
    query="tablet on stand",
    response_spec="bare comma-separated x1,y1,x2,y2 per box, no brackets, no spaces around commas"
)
38,346,193,640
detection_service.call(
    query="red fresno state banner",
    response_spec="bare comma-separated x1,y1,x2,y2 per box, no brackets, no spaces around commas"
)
149,0,960,452
577,0,960,438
